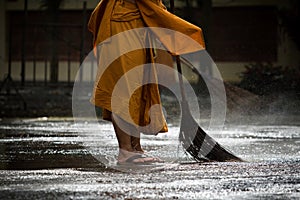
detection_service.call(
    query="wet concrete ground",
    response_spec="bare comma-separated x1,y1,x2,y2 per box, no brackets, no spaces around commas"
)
0,117,299,199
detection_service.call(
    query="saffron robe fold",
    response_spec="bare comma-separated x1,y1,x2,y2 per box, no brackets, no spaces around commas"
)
88,0,205,51
88,0,205,134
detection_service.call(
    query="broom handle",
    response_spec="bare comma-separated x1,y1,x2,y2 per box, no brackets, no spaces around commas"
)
175,55,188,103
169,0,188,103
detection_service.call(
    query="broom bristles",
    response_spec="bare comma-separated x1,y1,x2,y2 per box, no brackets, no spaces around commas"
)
179,100,243,162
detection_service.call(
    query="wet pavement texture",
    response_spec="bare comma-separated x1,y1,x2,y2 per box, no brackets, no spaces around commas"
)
0,117,299,199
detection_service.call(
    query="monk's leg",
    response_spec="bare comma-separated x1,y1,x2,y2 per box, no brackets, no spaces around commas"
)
131,135,144,153
112,118,133,152
112,115,157,163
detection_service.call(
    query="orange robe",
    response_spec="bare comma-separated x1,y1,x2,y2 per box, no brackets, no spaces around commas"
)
88,0,205,51
88,0,205,134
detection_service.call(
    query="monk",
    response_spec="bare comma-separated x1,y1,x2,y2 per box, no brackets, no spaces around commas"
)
88,0,205,165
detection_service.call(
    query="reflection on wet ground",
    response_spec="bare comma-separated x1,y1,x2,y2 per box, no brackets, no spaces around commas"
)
0,117,299,199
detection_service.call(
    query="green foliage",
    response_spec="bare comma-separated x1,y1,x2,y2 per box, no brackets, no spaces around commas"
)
238,63,300,95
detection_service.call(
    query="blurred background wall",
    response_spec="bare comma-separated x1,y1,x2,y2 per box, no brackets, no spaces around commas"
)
0,0,299,83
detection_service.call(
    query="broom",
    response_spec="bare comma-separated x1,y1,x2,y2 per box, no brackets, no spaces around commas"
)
170,1,242,162
176,56,242,162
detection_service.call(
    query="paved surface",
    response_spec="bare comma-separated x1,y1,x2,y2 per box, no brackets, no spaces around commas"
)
0,118,299,199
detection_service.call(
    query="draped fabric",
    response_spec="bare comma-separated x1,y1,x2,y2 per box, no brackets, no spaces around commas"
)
88,0,205,134
88,0,205,51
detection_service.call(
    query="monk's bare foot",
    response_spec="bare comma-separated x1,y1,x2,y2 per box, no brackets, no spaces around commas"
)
117,149,162,164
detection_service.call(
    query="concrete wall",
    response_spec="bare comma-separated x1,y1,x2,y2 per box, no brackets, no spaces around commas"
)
1,0,299,83
6,60,97,83
214,0,300,82
0,0,99,82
